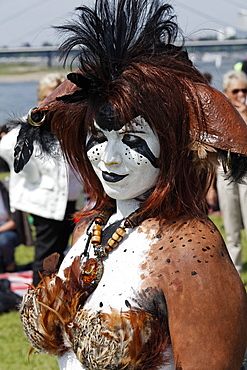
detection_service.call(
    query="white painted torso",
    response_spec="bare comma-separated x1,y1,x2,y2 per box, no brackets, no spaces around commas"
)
60,225,153,311
57,219,175,370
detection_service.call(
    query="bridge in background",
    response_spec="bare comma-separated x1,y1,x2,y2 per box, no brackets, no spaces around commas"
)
0,39,247,67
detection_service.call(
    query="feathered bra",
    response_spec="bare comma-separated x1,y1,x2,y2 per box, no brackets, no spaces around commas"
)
12,0,247,182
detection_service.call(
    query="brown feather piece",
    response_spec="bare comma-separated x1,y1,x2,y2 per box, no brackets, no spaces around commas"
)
42,252,60,276
69,307,170,369
20,257,171,368
19,257,86,355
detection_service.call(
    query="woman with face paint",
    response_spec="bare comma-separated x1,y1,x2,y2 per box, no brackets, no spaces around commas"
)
16,0,247,369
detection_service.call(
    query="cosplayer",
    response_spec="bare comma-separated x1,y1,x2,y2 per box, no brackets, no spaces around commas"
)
16,0,247,369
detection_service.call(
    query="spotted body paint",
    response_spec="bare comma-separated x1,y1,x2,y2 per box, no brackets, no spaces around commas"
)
57,214,247,370
58,216,174,369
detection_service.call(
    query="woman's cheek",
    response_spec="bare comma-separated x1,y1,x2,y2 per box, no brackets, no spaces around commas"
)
125,147,151,167
87,144,104,163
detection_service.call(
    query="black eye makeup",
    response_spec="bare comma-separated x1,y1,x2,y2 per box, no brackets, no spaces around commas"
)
86,129,107,151
121,133,159,168
122,134,143,146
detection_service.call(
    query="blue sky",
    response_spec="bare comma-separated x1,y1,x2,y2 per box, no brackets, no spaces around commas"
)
0,0,246,47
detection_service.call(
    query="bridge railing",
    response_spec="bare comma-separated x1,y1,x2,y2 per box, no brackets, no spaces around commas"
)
0,39,247,66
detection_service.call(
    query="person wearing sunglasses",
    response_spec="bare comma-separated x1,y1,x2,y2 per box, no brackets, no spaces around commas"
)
223,70,247,121
217,70,247,274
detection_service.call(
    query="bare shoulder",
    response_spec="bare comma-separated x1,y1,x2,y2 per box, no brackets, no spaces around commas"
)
139,215,243,290
138,215,246,300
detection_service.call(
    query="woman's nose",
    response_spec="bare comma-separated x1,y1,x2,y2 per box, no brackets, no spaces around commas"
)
101,142,122,165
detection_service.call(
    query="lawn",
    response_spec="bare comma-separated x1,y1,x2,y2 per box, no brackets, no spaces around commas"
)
0,244,59,370
210,213,247,287
0,63,67,76
0,214,246,369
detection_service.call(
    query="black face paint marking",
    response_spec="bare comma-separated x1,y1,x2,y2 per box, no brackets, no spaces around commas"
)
122,135,158,168
88,107,159,167
95,102,124,131
87,129,159,168
95,103,139,131
86,131,107,151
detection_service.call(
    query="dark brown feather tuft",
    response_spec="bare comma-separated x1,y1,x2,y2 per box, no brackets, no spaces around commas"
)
42,252,60,276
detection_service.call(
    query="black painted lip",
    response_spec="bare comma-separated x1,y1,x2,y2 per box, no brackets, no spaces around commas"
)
102,171,128,183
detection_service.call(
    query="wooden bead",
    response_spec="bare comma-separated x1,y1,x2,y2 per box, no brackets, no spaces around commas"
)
124,219,132,228
93,229,101,236
91,235,101,244
94,217,103,225
107,238,118,248
112,232,123,242
115,227,126,236
93,224,102,231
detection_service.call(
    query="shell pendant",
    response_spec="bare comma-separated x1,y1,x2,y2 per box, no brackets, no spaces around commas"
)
80,257,104,293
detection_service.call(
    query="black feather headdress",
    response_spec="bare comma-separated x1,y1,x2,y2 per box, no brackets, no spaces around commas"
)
13,0,186,172
56,0,183,86
54,0,190,106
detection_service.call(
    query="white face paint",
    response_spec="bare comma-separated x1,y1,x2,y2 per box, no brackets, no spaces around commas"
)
86,116,160,200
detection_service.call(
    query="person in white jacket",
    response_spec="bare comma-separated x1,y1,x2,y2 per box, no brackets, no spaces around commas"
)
0,126,83,285
0,72,84,285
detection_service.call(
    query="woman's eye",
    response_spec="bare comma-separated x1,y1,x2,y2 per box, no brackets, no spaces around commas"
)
122,134,142,146
92,130,107,143
86,130,107,151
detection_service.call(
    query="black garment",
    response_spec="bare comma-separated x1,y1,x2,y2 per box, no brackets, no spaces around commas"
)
0,157,9,173
0,181,11,215
0,181,20,272
0,278,22,313
0,180,33,247
31,200,76,286
242,60,247,75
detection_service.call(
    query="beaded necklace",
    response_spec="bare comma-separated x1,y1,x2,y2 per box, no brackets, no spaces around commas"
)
80,206,142,294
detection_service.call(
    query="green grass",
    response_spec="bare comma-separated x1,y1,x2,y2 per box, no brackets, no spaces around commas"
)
0,63,70,76
0,213,246,369
210,213,247,287
0,244,59,369
0,312,58,370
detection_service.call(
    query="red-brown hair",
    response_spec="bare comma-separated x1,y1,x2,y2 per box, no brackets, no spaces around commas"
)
49,55,212,221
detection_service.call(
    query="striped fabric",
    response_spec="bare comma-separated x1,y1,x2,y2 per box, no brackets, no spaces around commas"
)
0,270,32,297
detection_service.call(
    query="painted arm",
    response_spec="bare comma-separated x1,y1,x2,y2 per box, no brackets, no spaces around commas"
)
142,217,247,369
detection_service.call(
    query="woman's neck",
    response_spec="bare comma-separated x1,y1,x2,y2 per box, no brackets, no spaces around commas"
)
110,198,141,223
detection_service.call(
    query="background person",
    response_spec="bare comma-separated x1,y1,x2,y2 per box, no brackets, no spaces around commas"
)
0,72,84,285
217,70,247,274
0,125,10,173
234,59,247,76
37,72,65,105
0,180,19,272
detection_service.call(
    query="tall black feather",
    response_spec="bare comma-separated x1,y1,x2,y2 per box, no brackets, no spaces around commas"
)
12,0,186,172
55,0,181,86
